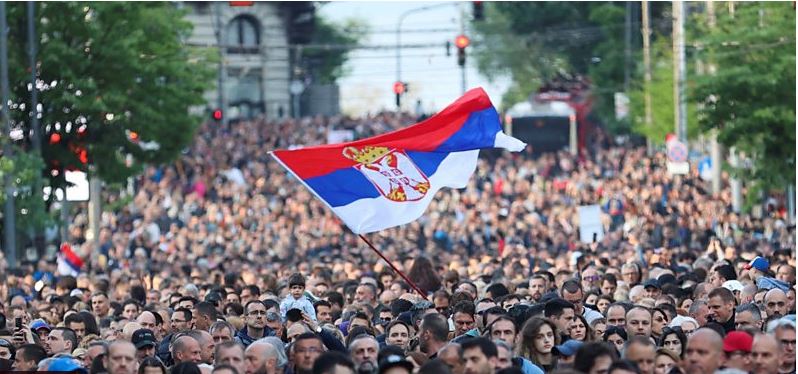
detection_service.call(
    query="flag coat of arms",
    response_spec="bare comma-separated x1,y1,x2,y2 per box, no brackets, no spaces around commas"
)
271,88,526,234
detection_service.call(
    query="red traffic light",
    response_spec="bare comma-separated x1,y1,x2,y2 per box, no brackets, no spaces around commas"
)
129,131,139,142
49,133,61,144
393,81,405,95
455,35,470,49
212,109,223,121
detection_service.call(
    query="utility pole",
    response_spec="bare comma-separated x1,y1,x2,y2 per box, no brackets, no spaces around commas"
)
1,2,16,267
672,1,687,142
214,2,227,127
459,2,466,94
705,1,723,195
642,1,653,155
624,1,632,92
27,2,42,252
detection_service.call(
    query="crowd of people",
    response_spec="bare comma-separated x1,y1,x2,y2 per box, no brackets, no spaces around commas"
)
0,111,795,374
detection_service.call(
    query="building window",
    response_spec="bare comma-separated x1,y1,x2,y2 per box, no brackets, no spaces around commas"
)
226,15,260,54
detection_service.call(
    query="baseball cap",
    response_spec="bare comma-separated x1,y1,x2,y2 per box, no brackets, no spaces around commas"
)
553,340,583,357
378,354,414,374
643,279,660,289
132,329,157,349
30,319,51,332
744,256,769,272
722,280,745,293
47,357,88,373
723,331,753,353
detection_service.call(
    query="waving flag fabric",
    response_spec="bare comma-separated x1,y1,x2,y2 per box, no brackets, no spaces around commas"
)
271,88,526,234
57,243,84,276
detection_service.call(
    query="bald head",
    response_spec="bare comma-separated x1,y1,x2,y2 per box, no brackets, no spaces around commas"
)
764,289,788,318
684,328,724,373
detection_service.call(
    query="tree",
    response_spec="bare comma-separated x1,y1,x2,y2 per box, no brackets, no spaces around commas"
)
302,10,368,84
6,2,215,193
693,2,795,189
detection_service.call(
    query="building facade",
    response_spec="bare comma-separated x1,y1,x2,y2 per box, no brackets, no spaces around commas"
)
182,2,314,121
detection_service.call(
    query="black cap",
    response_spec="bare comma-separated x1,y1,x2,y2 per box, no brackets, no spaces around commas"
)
643,279,660,289
132,329,157,349
378,355,414,374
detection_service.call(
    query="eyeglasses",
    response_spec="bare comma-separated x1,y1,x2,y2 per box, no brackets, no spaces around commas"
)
583,275,600,282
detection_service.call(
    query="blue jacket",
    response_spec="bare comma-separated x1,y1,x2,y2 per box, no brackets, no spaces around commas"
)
235,326,275,348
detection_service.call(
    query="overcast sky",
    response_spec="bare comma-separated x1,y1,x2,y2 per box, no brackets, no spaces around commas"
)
319,1,511,116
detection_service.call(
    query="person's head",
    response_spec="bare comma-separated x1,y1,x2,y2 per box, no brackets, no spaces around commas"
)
722,331,753,373
544,298,575,334
135,311,158,334
193,302,217,331
348,335,379,372
654,348,679,374
315,300,333,324
776,264,796,284
105,340,138,374
211,364,239,374
569,314,590,342
710,265,736,288
215,341,246,374
707,287,735,324
625,307,652,338
437,343,464,374
139,356,167,374
621,263,641,286
529,275,547,302
452,301,477,337
210,321,236,344
47,327,78,355
601,274,618,297
244,340,278,374
245,301,268,331
488,316,517,346
493,341,513,371
172,308,193,333
289,273,307,299
461,338,498,374
172,335,202,364
418,313,449,354
623,336,655,374
294,333,325,373
132,329,158,361
65,312,87,340
12,344,47,371
518,317,559,362
606,303,628,328
764,289,788,318
603,326,628,355
684,328,724,373
385,321,412,351
573,342,618,374
751,333,780,374
656,326,687,358
355,284,376,305
312,351,356,374
92,292,111,316
123,300,142,320
772,320,796,366
734,303,763,331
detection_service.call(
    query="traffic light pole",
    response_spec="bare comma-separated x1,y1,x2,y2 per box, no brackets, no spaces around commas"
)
395,3,457,109
0,2,16,266
214,2,227,126
459,2,466,94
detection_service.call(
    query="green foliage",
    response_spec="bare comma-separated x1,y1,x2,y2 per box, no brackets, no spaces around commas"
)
693,2,795,188
303,10,368,84
0,148,52,234
5,2,215,191
627,36,699,143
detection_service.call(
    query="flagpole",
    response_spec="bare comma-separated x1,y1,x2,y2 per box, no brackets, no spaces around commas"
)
358,234,428,300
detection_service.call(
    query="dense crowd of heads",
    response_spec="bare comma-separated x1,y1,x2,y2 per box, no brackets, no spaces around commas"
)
0,112,795,374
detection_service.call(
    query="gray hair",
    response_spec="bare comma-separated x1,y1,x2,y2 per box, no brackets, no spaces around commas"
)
493,340,513,353
767,318,796,334
259,337,288,369
210,321,236,336
735,303,762,321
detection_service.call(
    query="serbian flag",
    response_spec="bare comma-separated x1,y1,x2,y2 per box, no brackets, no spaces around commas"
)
57,243,84,276
271,88,525,234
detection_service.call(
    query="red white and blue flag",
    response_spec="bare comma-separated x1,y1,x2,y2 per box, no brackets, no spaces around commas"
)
271,88,526,234
57,243,84,276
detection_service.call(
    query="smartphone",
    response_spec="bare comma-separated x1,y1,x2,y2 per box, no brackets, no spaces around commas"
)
15,317,22,330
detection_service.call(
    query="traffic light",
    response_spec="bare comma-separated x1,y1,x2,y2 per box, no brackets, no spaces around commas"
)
473,1,484,21
212,109,223,122
455,35,470,67
393,81,407,108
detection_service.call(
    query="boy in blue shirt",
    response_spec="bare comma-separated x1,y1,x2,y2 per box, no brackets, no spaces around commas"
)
280,273,317,322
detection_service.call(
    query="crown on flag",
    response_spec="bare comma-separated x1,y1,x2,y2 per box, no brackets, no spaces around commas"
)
342,146,391,164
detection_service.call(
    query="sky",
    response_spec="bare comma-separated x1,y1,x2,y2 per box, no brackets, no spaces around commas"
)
319,1,511,116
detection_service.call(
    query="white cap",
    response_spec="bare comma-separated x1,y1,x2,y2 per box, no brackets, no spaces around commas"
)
723,280,745,293
69,289,83,297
